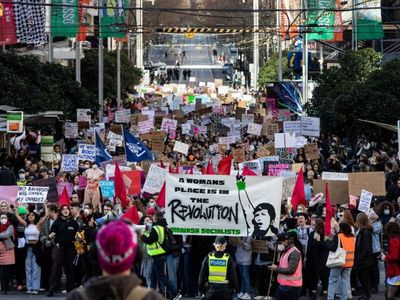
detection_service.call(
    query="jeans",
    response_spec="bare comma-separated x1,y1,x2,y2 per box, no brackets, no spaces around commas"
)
167,254,180,292
238,265,251,294
274,285,301,300
26,247,41,291
183,247,195,296
327,267,352,300
152,255,178,297
141,256,154,288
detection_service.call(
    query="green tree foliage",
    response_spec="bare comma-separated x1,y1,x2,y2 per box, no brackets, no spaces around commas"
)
0,51,96,119
258,51,292,87
305,48,400,139
81,49,142,100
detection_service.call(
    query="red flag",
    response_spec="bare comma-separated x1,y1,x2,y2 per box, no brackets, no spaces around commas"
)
159,160,165,169
206,160,215,175
157,183,166,208
242,166,257,176
202,167,207,175
291,167,306,212
0,1,17,45
114,162,128,208
58,187,70,207
175,162,180,174
168,165,175,174
121,205,140,224
217,156,232,175
325,183,334,236
188,167,194,174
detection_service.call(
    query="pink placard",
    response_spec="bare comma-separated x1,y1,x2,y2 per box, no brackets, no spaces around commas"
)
78,176,87,189
0,185,19,205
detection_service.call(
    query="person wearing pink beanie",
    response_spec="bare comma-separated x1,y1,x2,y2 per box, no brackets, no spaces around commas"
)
66,220,165,300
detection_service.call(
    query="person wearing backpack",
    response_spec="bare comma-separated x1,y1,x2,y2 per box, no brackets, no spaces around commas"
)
141,212,182,300
67,220,164,300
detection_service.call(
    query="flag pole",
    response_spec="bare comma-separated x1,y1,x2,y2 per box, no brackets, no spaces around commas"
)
76,40,81,84
98,38,104,123
117,40,121,108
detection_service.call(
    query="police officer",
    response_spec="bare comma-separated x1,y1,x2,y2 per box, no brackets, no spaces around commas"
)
268,232,303,300
198,236,239,300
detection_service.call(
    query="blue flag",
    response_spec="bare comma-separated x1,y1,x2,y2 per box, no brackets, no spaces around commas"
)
95,131,112,165
123,127,154,162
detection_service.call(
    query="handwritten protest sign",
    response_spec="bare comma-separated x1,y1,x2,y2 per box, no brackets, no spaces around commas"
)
274,132,296,148
182,123,191,135
62,155,79,172
161,118,178,132
143,164,167,194
100,180,115,198
262,123,279,138
247,123,262,136
182,104,195,115
65,122,78,139
304,143,320,160
276,148,296,164
173,141,190,155
77,109,91,123
251,240,269,254
242,114,254,125
283,121,302,135
282,176,297,200
238,159,262,175
322,172,349,181
301,117,320,137
138,119,154,134
17,186,49,203
265,162,291,176
115,109,131,123
78,144,96,162
358,190,373,213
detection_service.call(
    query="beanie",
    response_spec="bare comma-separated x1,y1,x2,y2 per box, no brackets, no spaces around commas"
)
18,206,28,215
96,220,138,275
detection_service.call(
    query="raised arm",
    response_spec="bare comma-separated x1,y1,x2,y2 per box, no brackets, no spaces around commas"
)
37,202,49,230
15,204,27,227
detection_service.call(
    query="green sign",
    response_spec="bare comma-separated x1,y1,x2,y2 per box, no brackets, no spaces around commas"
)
51,0,79,37
307,0,335,41
356,0,383,40
6,111,23,133
99,0,129,38
188,95,195,104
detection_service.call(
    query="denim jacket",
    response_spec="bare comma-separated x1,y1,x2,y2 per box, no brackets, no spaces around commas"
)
371,220,382,254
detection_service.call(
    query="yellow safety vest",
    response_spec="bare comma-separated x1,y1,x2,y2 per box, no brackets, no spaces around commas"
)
146,225,166,257
208,253,229,284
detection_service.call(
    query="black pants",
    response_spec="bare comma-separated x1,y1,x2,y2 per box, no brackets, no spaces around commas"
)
41,246,53,290
14,247,26,286
255,265,268,296
0,265,12,292
206,284,231,300
275,285,301,300
370,253,380,289
357,267,371,298
49,246,76,293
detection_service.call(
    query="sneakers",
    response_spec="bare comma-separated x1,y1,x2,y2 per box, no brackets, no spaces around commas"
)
32,290,39,295
238,292,244,298
254,296,265,300
173,293,182,300
27,290,32,294
239,293,251,299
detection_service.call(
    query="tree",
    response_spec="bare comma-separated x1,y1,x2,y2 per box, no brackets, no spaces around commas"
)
0,51,97,119
305,48,386,140
258,51,292,87
81,49,142,101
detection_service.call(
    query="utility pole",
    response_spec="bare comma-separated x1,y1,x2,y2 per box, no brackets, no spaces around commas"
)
75,40,81,84
98,38,104,123
136,0,144,69
48,34,54,63
352,0,358,50
253,0,259,90
117,41,121,108
301,0,308,105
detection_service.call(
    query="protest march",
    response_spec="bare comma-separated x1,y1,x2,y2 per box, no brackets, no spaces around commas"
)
0,80,399,300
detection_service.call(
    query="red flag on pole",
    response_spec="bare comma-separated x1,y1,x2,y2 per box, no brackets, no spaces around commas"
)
114,162,128,208
206,160,215,175
217,156,232,175
58,186,70,207
242,166,257,176
291,167,306,212
121,205,140,224
159,160,165,169
157,183,166,208
324,183,334,236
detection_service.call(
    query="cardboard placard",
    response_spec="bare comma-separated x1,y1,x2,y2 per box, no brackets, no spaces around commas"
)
235,107,246,120
256,145,271,158
348,172,386,196
229,237,242,246
232,148,245,163
263,123,279,138
304,143,320,161
251,240,268,254
313,179,349,204
110,124,122,135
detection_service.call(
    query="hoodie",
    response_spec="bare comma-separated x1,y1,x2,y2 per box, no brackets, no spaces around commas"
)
66,273,164,300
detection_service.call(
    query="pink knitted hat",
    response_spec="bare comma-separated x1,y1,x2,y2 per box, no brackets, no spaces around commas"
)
96,220,138,274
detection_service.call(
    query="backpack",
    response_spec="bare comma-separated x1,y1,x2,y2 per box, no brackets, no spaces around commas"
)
159,226,179,253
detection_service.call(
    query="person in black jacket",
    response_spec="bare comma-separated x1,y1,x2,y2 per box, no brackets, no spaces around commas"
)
354,213,373,300
198,236,239,300
47,205,79,297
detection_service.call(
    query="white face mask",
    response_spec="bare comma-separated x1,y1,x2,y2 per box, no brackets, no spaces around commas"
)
384,209,390,215
19,174,25,180
0,219,7,225
84,209,90,215
277,244,285,252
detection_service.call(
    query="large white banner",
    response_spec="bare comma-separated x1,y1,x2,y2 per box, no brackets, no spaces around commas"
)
165,174,282,237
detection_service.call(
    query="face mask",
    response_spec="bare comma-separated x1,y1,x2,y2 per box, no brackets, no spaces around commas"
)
297,209,303,213
0,219,7,225
19,174,25,180
277,244,285,252
84,209,90,215
148,202,156,208
384,209,390,215
145,222,152,231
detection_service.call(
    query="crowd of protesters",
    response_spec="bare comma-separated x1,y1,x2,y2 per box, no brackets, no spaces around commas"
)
0,94,400,300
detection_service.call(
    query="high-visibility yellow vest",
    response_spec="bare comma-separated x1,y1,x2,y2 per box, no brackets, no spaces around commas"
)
208,253,229,284
146,225,166,257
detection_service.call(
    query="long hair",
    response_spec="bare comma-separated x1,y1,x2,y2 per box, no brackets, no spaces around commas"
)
356,212,372,231
26,212,40,225
385,222,400,238
314,218,324,236
343,210,356,228
339,222,354,237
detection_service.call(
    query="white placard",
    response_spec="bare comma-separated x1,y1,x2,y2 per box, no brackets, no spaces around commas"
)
358,189,373,213
242,114,254,126
65,122,78,139
301,117,320,137
17,186,49,203
161,118,178,132
143,164,168,194
138,119,154,134
181,104,195,115
173,141,190,155
78,144,96,162
181,123,192,135
62,154,79,172
238,159,262,175
274,132,296,148
165,174,282,237
115,109,131,123
322,172,349,181
77,109,91,123
107,131,123,148
247,123,262,136
295,136,308,148
283,121,302,135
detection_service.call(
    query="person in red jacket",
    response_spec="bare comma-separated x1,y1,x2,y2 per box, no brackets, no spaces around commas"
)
382,222,400,300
